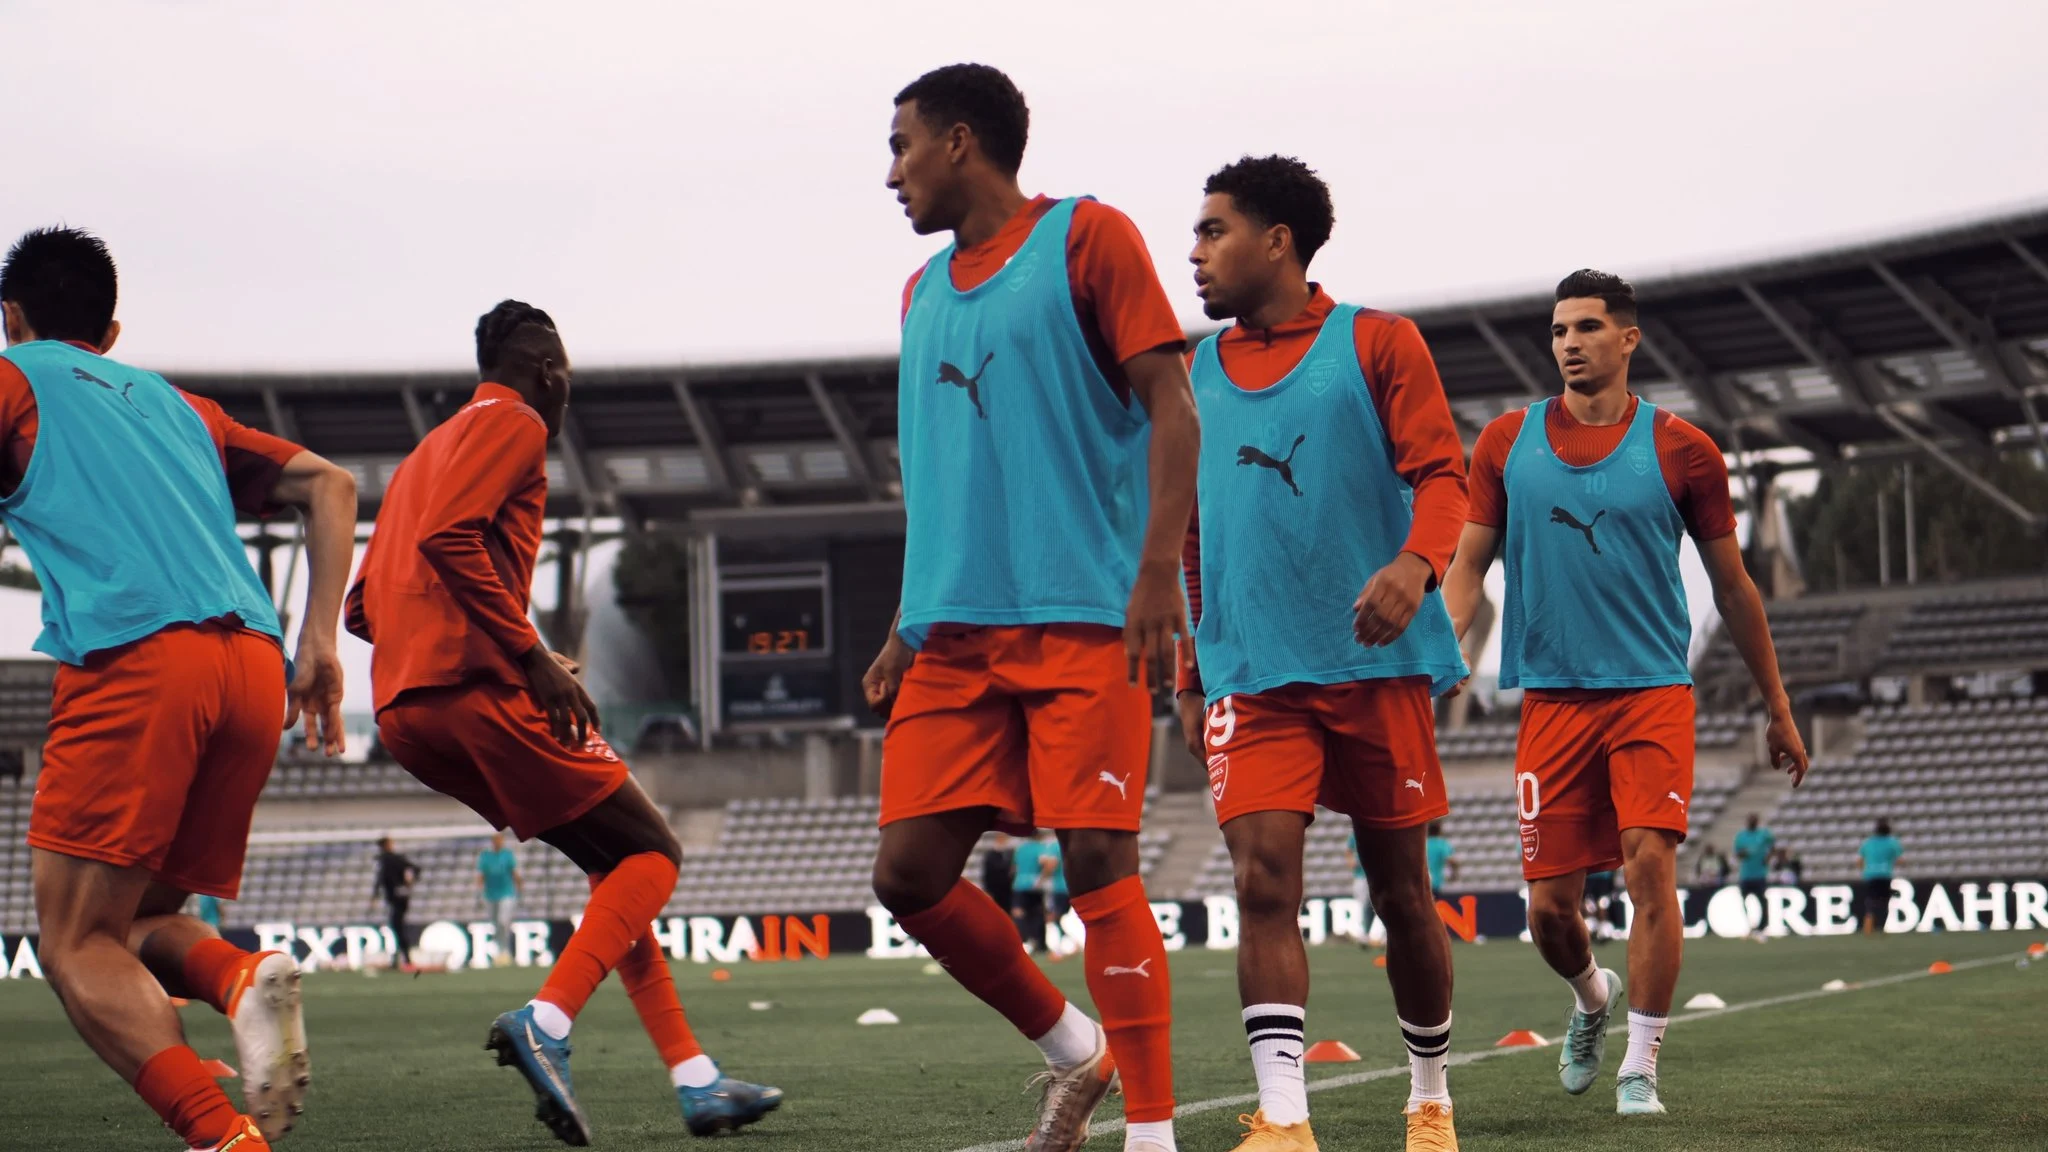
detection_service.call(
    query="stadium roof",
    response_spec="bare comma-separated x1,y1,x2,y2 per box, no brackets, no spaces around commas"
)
187,206,2048,527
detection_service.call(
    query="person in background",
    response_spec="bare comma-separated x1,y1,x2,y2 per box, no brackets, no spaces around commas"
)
1859,818,1904,936
1011,831,1052,951
980,833,1017,904
372,836,418,968
1046,839,1071,925
1692,844,1729,887
477,834,521,965
1425,821,1459,897
1771,846,1803,887
1731,814,1775,935
1582,869,1619,942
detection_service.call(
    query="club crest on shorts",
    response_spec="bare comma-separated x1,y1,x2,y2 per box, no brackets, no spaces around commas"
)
1302,360,1338,396
1207,753,1229,803
1627,443,1651,475
1520,821,1541,862
584,732,620,762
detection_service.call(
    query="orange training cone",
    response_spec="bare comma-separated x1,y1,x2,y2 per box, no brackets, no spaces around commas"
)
1304,1040,1361,1063
710,968,732,982
2028,942,2046,959
1495,1030,1548,1048
1372,955,1388,968
1927,961,1952,974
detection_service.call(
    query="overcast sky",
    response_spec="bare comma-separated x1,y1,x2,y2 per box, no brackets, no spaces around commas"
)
4,0,2045,374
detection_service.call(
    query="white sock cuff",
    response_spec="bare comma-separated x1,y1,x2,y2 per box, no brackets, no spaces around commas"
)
1242,1003,1306,1022
1628,1008,1669,1023
1398,1013,1452,1037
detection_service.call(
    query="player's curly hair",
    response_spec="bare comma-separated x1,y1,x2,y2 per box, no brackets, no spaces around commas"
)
1555,269,1638,326
1203,155,1336,268
474,299,558,376
896,63,1030,176
0,226,118,345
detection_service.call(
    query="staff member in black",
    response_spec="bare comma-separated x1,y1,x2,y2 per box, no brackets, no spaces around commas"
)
371,836,420,967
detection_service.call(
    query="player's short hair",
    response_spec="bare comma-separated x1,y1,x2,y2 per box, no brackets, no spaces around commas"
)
1874,817,1892,836
895,64,1030,176
474,299,558,376
0,226,118,345
1203,155,1336,268
1555,268,1638,326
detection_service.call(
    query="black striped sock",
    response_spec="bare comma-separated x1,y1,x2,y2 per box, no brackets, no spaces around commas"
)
1401,1014,1452,1104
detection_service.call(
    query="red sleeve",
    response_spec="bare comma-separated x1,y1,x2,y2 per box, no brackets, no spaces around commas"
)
1356,312,1469,582
1067,200,1185,365
900,267,924,324
1467,412,1523,528
181,390,306,518
415,408,548,661
1658,412,1737,541
0,361,35,491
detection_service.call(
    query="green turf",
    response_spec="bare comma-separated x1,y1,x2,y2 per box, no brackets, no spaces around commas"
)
7,931,2045,1150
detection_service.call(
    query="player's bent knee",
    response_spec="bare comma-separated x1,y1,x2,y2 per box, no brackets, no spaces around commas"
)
871,855,948,916
1055,829,1138,895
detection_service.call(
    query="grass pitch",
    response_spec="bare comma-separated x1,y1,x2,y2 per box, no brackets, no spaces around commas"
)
6,931,2045,1151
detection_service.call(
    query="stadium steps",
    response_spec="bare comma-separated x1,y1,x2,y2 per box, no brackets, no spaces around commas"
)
1139,791,1223,900
1696,763,1792,859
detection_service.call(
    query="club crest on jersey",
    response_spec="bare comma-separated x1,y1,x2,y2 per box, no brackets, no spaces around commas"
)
1207,753,1229,803
1003,251,1039,292
1520,822,1541,862
1302,360,1339,396
1627,444,1652,475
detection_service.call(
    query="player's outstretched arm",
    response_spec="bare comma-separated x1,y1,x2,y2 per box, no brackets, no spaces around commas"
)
1442,521,1500,643
268,449,358,755
1699,533,1809,785
1125,348,1201,689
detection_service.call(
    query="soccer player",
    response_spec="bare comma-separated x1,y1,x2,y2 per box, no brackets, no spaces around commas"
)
345,301,780,1145
371,835,418,967
866,63,1201,1152
1858,818,1903,935
3,226,357,1151
478,833,521,963
1442,270,1810,1116
1177,155,1469,1152
1426,822,1460,898
1731,814,1775,935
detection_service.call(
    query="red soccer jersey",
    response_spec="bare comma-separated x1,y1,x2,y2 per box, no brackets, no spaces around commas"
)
346,382,547,714
902,195,1186,399
1466,396,1736,541
0,344,303,512
1176,289,1471,695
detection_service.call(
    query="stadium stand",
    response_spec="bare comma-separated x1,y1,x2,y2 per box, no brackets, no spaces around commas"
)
1877,588,2048,673
1765,697,2048,881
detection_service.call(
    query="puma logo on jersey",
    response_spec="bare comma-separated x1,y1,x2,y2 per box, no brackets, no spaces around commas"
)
73,366,149,418
1237,434,1306,496
1549,506,1608,554
1404,778,1425,793
935,352,995,419
1668,792,1687,808
1098,770,1130,799
1103,958,1153,978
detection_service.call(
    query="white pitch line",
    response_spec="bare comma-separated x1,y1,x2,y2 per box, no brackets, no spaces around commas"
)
946,950,2023,1152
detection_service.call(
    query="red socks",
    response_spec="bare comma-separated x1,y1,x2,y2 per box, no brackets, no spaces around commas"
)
586,868,707,1068
135,1045,243,1149
1073,875,1175,1124
898,878,1066,1040
180,939,260,1016
538,851,680,1020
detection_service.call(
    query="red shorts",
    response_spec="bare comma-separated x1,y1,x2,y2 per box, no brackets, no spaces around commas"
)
1515,685,1695,881
881,624,1150,832
29,623,287,899
378,680,629,841
1202,677,1448,829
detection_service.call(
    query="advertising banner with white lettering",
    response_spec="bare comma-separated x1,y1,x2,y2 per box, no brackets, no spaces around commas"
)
2,878,2042,978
